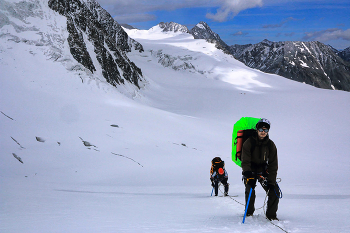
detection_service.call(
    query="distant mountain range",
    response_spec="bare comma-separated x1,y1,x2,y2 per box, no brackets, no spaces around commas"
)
229,40,350,91
188,22,350,91
336,47,350,62
150,21,350,91
3,0,348,92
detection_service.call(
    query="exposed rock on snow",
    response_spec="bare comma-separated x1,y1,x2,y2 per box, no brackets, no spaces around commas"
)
158,22,190,33
79,136,98,149
35,137,46,143
111,152,143,167
11,137,25,149
150,49,197,72
1,111,14,120
12,153,23,163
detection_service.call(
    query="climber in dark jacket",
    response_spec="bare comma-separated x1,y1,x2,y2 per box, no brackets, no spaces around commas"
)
210,165,229,196
241,118,280,221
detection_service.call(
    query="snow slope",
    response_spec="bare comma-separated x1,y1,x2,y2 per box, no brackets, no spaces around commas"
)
1,2,350,232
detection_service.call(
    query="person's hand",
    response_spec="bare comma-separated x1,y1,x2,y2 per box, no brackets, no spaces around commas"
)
246,178,256,188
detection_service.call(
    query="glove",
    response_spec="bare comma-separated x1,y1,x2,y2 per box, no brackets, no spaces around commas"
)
243,171,256,188
246,178,256,188
210,177,214,187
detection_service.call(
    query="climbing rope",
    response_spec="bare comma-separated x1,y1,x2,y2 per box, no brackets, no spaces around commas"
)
217,178,289,233
218,184,265,210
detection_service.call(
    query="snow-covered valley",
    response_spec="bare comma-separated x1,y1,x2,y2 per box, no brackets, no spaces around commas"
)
1,1,350,232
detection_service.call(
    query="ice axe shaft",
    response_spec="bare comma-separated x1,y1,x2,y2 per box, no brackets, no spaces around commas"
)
242,187,253,223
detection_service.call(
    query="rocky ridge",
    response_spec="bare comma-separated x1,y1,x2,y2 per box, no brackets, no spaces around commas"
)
47,0,144,88
337,47,350,62
230,40,350,91
158,22,190,33
189,21,231,54
0,0,145,89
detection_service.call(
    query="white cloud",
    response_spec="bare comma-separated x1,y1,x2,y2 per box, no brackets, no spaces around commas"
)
206,0,263,22
303,28,350,42
98,0,213,14
97,0,263,23
97,0,214,23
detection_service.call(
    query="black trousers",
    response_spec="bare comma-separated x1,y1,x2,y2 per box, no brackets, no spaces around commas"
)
245,180,280,218
214,178,229,196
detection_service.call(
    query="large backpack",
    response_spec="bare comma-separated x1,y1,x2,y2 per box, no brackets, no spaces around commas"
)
210,157,225,175
231,117,261,167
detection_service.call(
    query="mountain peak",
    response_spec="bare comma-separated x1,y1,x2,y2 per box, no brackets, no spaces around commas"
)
190,21,231,54
262,39,272,43
158,22,189,33
194,21,209,29
190,21,216,39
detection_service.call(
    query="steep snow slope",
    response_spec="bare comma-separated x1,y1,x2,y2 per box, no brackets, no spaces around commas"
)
1,2,350,233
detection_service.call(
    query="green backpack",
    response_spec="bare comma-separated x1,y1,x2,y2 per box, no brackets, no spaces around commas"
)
231,117,261,167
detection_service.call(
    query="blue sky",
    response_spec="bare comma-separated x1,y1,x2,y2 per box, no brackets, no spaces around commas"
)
99,0,350,50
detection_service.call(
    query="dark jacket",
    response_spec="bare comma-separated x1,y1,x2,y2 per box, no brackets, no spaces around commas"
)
241,132,278,185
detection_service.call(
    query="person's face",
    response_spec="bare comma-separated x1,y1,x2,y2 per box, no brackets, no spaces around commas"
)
257,127,269,140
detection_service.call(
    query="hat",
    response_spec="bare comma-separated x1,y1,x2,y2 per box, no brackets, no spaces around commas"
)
218,168,224,175
256,118,271,129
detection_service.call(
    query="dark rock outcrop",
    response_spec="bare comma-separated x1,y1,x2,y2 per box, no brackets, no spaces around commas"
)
48,0,144,88
158,22,190,33
337,47,350,63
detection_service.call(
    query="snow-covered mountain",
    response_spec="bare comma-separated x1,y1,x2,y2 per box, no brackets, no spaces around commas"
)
190,21,232,54
1,1,350,233
0,0,144,90
230,40,350,91
187,22,350,92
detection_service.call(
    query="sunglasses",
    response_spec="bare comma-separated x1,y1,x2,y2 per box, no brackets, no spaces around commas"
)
258,128,269,133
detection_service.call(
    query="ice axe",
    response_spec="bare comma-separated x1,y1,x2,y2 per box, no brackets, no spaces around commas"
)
242,187,253,223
